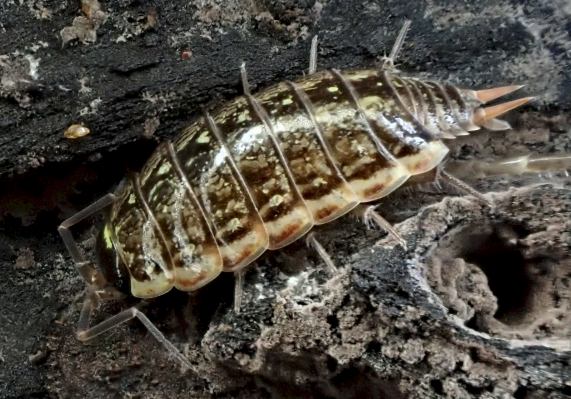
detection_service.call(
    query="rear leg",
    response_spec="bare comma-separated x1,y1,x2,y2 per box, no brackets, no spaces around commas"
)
306,231,338,274
361,205,407,249
59,194,192,370
444,153,571,180
436,167,493,206
232,234,338,314
431,153,571,202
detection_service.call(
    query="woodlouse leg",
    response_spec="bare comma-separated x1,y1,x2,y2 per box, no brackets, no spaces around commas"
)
362,206,407,249
58,193,117,288
445,153,571,179
381,19,411,71
234,269,245,313
240,61,251,95
308,35,318,74
436,168,493,206
306,232,338,274
77,290,194,371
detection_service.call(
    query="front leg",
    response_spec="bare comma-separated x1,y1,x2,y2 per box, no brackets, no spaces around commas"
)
77,289,194,371
59,193,193,370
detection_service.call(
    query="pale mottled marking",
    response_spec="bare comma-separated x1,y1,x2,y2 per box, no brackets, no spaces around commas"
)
343,70,449,176
211,94,313,249
109,178,174,298
257,81,359,224
292,70,409,202
173,116,269,272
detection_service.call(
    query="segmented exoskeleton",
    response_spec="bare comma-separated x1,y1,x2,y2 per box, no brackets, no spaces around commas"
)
59,22,550,370
98,68,530,298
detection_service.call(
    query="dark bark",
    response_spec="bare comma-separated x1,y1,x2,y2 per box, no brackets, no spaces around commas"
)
1,1,570,398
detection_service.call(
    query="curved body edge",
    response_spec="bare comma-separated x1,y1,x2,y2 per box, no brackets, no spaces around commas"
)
103,68,482,297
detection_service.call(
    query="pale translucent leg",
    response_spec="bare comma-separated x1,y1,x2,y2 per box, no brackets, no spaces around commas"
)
234,269,245,314
240,61,251,95
436,168,493,206
308,35,318,74
432,173,444,192
381,19,411,70
362,205,407,249
77,291,194,371
445,153,571,180
306,232,338,274
409,153,571,203
514,154,571,176
59,193,192,370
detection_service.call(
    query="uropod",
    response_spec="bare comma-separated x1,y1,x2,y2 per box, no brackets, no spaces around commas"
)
59,22,545,370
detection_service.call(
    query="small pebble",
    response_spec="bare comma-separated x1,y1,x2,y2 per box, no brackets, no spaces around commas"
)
64,124,90,139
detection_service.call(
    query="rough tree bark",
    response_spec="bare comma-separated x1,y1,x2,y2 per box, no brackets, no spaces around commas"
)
0,0,570,398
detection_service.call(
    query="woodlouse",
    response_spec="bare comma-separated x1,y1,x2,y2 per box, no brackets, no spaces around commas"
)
58,22,551,370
